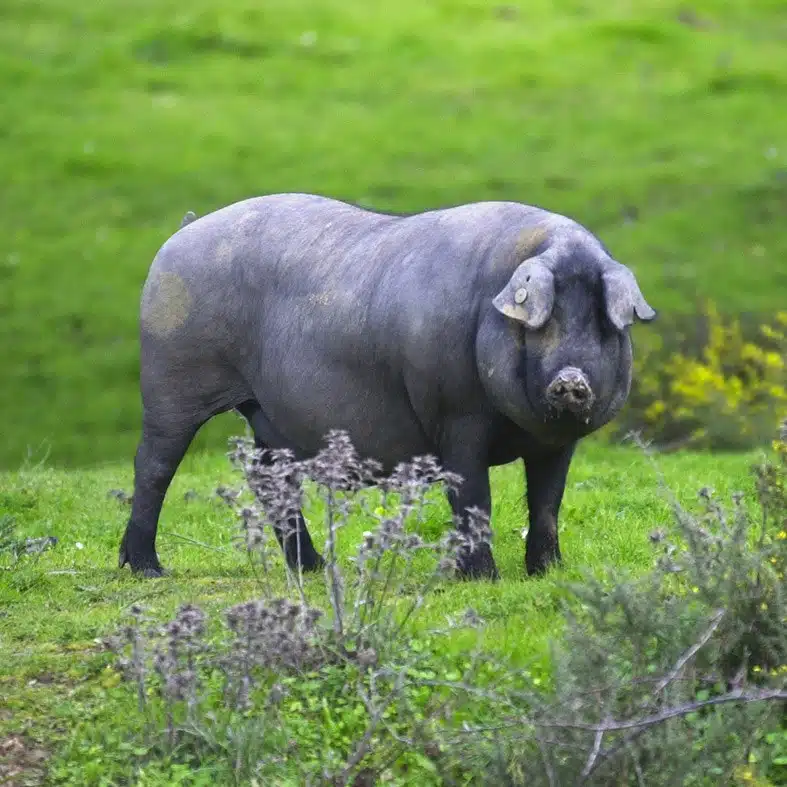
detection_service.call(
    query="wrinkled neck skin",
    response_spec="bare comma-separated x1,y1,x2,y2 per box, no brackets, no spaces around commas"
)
475,290,634,448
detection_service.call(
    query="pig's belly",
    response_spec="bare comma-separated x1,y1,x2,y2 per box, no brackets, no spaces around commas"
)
249,357,436,470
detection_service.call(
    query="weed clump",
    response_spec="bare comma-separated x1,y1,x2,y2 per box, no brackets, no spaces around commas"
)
0,514,57,567
108,432,488,784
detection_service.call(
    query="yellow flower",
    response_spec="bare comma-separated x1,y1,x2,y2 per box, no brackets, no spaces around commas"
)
636,301,787,449
741,343,765,363
733,765,759,784
764,351,784,370
760,323,785,341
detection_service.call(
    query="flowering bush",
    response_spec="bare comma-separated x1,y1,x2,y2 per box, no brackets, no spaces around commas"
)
621,305,787,450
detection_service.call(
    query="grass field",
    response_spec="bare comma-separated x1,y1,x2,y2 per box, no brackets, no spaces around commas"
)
2,0,787,468
2,0,786,782
0,439,770,783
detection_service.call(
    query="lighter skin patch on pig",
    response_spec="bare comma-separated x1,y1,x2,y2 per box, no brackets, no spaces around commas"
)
538,319,562,357
496,224,554,273
305,291,338,308
514,226,549,261
499,303,528,322
215,239,234,268
214,211,260,269
234,211,260,235
141,271,192,337
507,320,524,349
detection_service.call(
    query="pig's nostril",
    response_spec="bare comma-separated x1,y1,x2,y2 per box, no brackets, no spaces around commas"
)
547,367,595,414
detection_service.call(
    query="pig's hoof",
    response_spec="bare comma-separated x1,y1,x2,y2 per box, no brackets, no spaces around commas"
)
457,545,499,581
120,558,167,579
525,552,561,577
118,532,129,568
283,537,326,573
119,528,166,577
306,553,327,572
124,557,167,578
119,540,166,578
127,559,167,578
141,565,168,578
286,550,326,574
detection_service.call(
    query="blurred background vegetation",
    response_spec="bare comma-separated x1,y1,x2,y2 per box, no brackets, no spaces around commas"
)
1,0,786,468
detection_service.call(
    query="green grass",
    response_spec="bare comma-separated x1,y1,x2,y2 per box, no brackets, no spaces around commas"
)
0,440,767,781
2,0,787,467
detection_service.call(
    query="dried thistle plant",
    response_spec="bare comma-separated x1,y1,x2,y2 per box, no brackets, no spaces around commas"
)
221,430,489,651
108,430,493,782
222,597,325,710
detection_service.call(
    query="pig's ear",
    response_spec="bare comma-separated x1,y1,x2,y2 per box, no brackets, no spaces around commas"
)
601,261,656,331
492,258,555,330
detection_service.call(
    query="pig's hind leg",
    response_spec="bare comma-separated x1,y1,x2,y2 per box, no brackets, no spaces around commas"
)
119,350,249,577
119,413,204,577
236,399,325,573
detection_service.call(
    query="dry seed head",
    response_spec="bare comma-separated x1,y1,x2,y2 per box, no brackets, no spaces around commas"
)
357,648,378,668
404,534,423,550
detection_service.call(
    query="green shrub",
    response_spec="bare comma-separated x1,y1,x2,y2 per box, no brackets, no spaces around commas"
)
620,304,787,451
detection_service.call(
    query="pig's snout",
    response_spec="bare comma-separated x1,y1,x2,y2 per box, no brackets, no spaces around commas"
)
546,367,595,415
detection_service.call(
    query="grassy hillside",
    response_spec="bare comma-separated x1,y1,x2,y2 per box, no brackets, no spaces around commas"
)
0,440,769,782
2,0,787,468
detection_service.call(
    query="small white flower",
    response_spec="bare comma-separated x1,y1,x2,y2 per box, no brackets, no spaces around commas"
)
75,542,84,550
